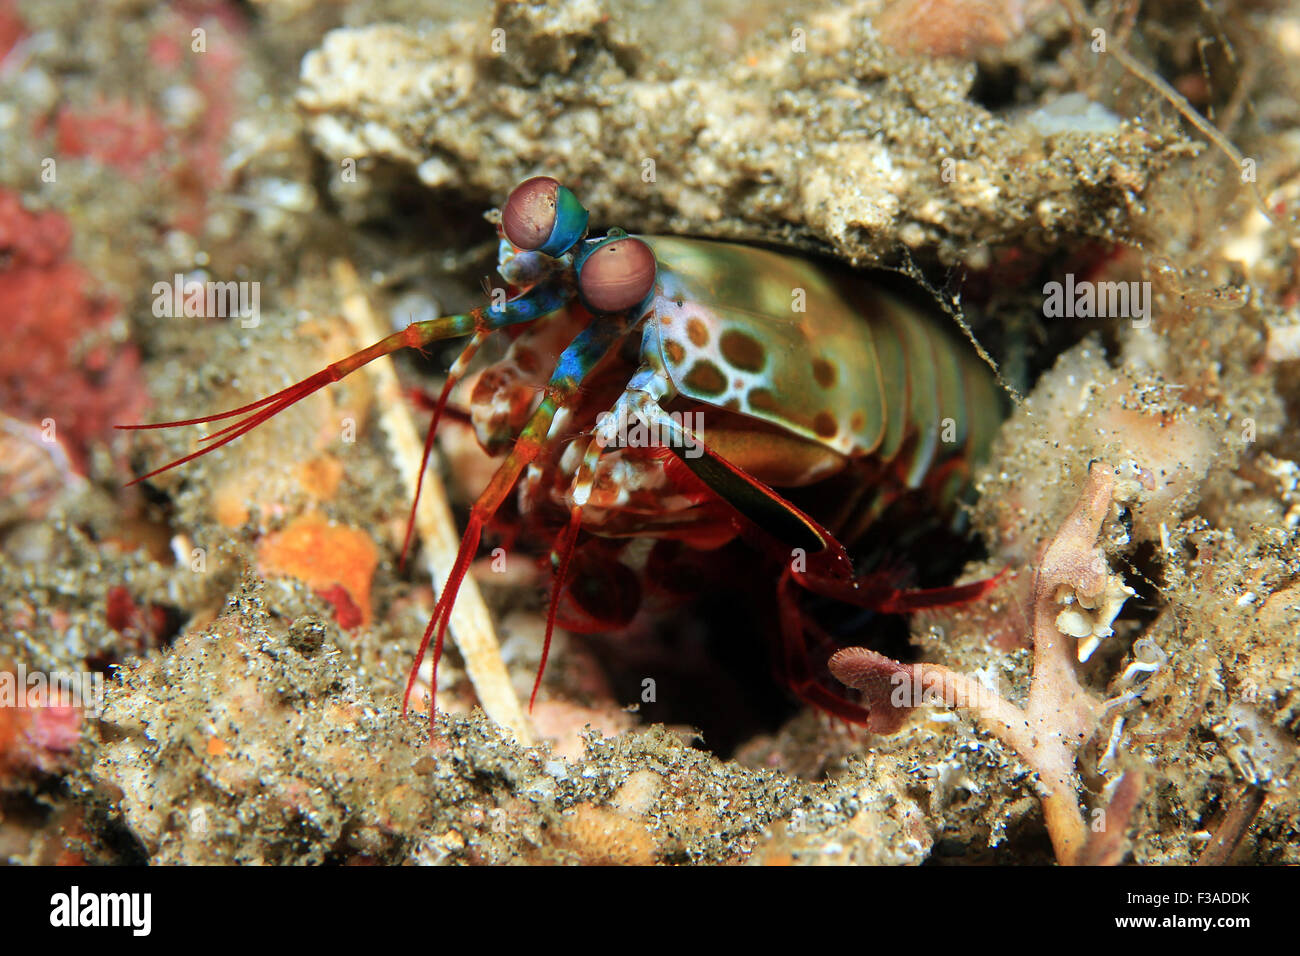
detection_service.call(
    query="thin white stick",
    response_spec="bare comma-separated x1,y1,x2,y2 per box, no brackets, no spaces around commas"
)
332,260,534,743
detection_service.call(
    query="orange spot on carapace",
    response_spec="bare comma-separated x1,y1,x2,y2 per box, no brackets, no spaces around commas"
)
812,357,837,388
256,513,379,629
747,387,782,416
686,317,710,347
206,736,228,757
719,329,766,373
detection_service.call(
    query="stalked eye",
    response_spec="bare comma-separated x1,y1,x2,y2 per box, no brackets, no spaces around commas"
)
577,237,657,313
501,177,589,257
501,177,558,250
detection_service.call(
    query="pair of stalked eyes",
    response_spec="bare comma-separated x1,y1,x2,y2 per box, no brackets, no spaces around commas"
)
501,176,658,314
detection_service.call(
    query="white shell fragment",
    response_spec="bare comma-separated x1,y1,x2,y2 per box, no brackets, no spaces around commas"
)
1053,573,1138,662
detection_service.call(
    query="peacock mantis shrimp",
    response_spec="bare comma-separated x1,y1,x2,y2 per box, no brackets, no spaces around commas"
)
121,177,1005,731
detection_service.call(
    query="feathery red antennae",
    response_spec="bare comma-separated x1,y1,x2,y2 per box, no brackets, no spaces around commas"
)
117,368,339,486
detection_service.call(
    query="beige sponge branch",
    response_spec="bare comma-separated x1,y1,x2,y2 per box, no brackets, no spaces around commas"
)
833,462,1136,864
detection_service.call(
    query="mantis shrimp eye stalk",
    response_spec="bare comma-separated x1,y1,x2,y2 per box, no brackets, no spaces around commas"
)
576,236,658,313
501,176,589,256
